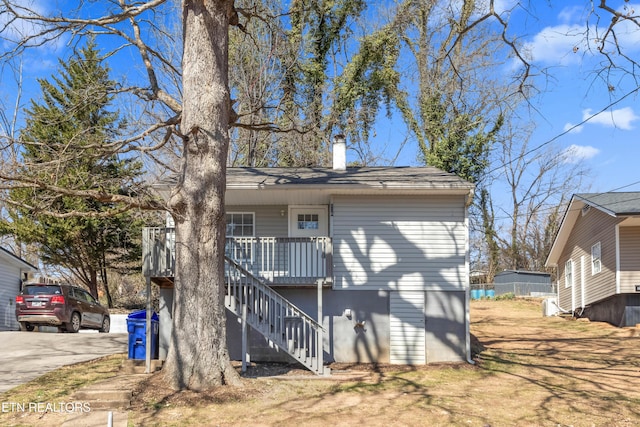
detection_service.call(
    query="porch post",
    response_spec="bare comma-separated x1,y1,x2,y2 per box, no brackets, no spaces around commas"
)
145,276,151,374
241,295,248,373
317,278,323,375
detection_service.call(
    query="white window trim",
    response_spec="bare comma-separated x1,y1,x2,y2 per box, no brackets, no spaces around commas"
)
225,212,255,237
591,242,601,275
288,205,328,237
225,212,255,263
565,259,574,289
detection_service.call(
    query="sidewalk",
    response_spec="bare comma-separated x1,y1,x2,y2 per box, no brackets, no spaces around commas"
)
61,360,161,427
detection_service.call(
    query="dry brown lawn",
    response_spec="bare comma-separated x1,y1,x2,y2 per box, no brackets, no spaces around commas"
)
128,298,640,427
3,298,640,426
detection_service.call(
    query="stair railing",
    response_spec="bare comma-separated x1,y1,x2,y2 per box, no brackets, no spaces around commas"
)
224,256,327,375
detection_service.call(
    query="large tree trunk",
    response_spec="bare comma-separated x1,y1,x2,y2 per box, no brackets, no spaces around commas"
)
164,0,241,390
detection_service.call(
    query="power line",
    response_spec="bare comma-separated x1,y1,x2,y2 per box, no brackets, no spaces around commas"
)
487,85,640,176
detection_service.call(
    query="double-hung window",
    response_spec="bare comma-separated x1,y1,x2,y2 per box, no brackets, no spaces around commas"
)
565,259,574,288
591,242,601,275
226,212,254,262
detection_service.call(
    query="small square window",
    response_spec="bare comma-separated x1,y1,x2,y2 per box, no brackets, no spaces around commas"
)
297,214,319,230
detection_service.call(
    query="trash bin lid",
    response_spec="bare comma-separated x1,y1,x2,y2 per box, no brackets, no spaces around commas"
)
127,310,159,321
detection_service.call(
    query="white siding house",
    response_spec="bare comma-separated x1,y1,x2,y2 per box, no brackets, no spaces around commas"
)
144,145,475,371
546,192,640,326
0,247,38,331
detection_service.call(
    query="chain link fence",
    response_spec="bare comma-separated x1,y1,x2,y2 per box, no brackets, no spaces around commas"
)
471,282,556,298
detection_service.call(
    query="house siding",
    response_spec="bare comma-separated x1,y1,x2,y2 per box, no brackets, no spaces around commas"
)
226,205,289,237
332,195,467,291
558,207,620,311
0,262,21,331
618,226,640,293
389,291,425,364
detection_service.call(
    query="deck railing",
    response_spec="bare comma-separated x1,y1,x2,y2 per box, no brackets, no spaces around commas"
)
142,227,332,284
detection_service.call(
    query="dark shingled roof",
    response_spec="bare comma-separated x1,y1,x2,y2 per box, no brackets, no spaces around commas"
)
224,167,474,189
575,192,640,216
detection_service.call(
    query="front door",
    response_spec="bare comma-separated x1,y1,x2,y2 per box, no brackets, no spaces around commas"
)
288,207,328,278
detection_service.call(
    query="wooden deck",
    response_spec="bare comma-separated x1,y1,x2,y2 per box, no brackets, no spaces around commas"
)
143,228,332,286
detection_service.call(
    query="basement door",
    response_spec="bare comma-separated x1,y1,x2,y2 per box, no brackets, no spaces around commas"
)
389,290,426,364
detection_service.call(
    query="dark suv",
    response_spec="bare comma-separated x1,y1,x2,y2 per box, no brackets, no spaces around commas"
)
15,283,110,333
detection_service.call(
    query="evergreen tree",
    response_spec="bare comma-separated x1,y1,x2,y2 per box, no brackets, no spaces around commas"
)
0,40,144,304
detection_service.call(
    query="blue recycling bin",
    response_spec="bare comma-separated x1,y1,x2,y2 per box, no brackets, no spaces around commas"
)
127,310,159,360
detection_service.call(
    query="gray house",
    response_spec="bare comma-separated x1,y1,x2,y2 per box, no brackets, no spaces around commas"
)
0,247,38,331
546,192,640,327
143,143,475,373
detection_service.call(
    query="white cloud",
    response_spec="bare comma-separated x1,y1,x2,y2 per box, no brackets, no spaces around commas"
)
583,107,639,130
564,107,639,133
557,6,585,24
563,144,600,163
521,24,589,66
523,4,640,66
563,122,583,134
0,0,67,53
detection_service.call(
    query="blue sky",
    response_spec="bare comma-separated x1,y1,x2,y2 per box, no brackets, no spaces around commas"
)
380,1,640,195
515,1,640,194
2,1,639,196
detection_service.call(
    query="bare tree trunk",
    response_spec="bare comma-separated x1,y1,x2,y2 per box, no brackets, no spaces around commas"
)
89,269,99,299
164,0,241,390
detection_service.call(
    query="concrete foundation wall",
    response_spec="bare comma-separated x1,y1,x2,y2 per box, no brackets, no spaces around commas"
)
580,294,640,327
227,288,390,364
160,287,467,365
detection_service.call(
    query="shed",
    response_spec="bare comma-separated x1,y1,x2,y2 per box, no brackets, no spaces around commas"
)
493,270,553,297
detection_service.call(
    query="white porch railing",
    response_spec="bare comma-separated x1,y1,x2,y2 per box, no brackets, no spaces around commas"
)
142,228,332,284
225,256,328,375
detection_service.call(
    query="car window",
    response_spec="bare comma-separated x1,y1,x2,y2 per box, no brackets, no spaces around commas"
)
23,285,61,295
75,289,96,304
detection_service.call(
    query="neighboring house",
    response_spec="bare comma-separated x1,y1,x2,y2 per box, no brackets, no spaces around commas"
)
0,247,38,331
143,141,475,374
546,192,640,327
493,270,553,296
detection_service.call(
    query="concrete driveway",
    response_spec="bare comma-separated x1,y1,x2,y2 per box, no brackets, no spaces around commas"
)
0,330,128,393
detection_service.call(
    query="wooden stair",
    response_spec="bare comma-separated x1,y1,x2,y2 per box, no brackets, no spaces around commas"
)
224,256,329,376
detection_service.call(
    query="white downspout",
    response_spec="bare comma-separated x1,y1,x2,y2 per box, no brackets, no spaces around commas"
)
466,287,475,365
464,198,475,365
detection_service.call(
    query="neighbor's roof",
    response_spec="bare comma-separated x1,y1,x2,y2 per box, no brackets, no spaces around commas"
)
574,192,640,216
223,167,475,190
545,192,640,267
495,269,550,276
0,247,38,272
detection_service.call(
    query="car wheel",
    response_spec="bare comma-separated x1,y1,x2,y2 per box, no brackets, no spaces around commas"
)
19,322,34,332
99,316,110,333
66,312,81,333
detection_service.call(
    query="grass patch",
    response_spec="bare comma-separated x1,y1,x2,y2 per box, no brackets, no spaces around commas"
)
0,353,125,406
494,292,515,300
